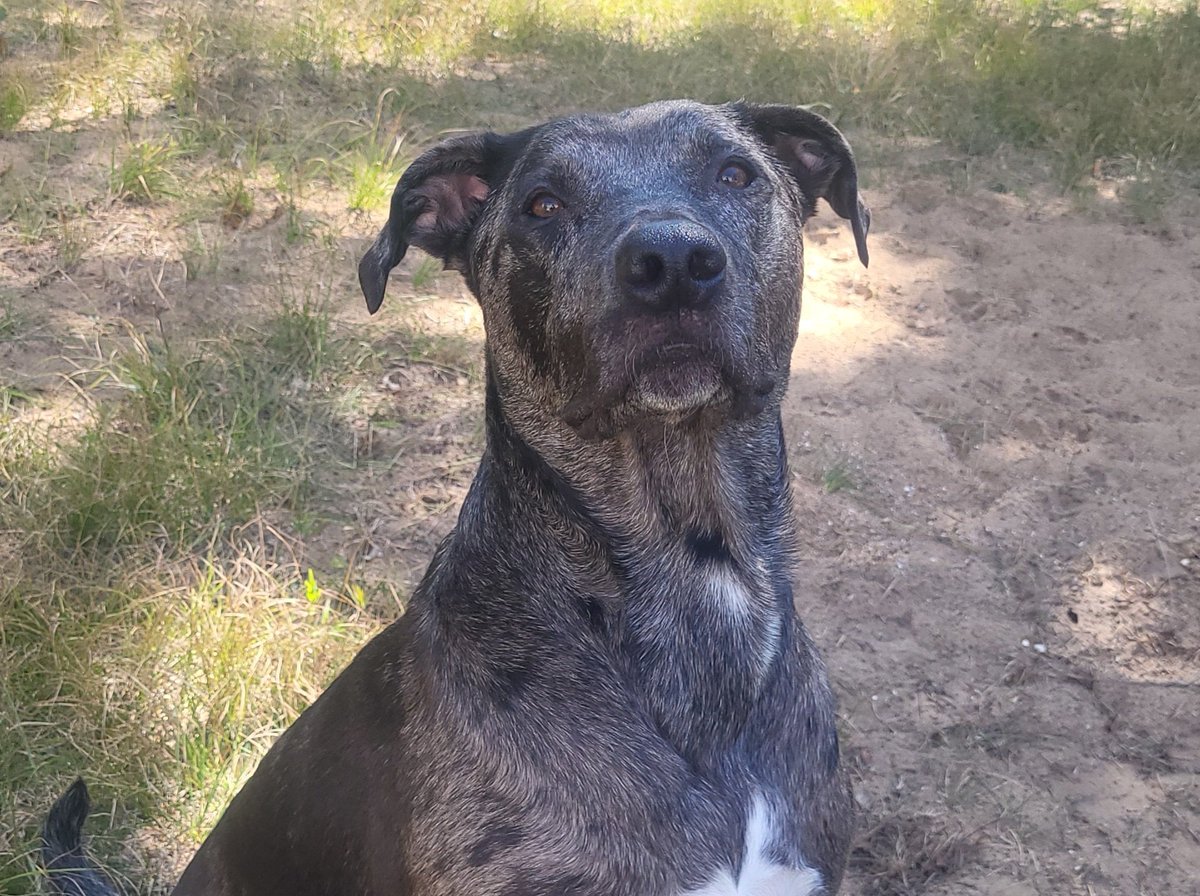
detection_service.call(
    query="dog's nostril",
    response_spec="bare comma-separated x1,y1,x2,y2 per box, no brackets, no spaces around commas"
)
628,252,665,286
688,245,726,283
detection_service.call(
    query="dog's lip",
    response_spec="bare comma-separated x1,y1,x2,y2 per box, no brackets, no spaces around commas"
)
659,339,702,352
654,341,704,359
628,312,718,364
631,338,713,377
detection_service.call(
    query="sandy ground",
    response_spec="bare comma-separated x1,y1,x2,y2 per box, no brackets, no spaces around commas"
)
3,133,1199,894
786,166,1200,895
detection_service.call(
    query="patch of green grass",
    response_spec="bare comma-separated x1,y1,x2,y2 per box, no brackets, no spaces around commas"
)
216,173,254,228
410,255,442,292
0,553,382,889
264,298,333,379
27,0,1198,186
344,136,407,212
15,340,311,558
0,306,384,890
392,0,1200,183
110,139,181,203
0,302,343,563
821,460,858,494
181,224,223,280
0,80,28,132
0,296,26,341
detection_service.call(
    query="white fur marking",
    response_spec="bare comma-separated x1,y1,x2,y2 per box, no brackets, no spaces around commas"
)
706,570,781,682
709,568,752,616
682,796,823,896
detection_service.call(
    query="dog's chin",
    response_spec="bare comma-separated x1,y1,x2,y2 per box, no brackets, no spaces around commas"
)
559,339,776,440
631,360,722,414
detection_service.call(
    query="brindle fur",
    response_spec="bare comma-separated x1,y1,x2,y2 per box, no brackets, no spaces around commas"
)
43,100,870,896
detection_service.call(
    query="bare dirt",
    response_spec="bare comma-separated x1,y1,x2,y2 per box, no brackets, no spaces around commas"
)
3,131,1199,894
788,159,1200,895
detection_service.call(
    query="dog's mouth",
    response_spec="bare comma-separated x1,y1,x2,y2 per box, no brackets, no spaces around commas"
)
629,341,723,413
559,308,770,438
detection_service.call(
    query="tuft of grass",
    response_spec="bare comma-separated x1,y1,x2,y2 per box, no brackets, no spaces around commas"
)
182,224,222,280
169,57,199,115
344,136,407,213
110,139,181,203
217,173,254,229
6,180,59,245
0,80,28,133
821,459,858,494
53,2,82,56
409,255,442,292
54,212,90,270
0,296,26,341
264,298,333,379
101,0,127,38
283,201,312,244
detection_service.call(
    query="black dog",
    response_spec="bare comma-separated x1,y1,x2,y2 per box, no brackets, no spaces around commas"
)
44,99,869,896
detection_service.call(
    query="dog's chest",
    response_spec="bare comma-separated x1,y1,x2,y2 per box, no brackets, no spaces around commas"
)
680,795,822,896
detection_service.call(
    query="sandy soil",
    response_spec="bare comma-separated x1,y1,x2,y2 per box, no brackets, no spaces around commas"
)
3,132,1198,894
787,162,1200,894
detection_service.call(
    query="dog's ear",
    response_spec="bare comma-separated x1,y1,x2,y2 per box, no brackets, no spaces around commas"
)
728,102,870,267
358,130,522,314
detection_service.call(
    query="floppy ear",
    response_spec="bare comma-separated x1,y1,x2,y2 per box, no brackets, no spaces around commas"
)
358,131,517,314
728,103,871,267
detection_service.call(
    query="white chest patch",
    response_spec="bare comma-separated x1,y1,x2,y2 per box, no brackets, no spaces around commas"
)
682,796,823,896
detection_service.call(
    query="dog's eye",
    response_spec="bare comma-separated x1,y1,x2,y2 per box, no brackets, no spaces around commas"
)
717,162,754,189
528,191,564,218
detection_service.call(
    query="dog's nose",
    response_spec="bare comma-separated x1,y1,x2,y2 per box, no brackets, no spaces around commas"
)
616,220,727,310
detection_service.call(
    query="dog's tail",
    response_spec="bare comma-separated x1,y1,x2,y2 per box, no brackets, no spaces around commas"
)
41,779,121,896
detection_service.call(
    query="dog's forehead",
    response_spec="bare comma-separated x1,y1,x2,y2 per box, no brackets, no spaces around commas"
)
516,101,752,180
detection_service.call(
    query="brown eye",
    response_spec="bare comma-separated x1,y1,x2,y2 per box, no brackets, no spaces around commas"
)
528,192,563,218
718,162,753,188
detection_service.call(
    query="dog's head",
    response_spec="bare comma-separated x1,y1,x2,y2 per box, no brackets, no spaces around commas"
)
360,100,869,440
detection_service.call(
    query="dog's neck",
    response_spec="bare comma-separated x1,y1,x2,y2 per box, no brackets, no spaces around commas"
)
448,372,798,762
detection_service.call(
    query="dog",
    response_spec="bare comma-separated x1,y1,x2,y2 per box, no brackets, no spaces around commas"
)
43,99,870,896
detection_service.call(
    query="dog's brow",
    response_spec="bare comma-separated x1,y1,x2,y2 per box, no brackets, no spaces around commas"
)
544,157,592,189
540,134,744,188
682,128,738,158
